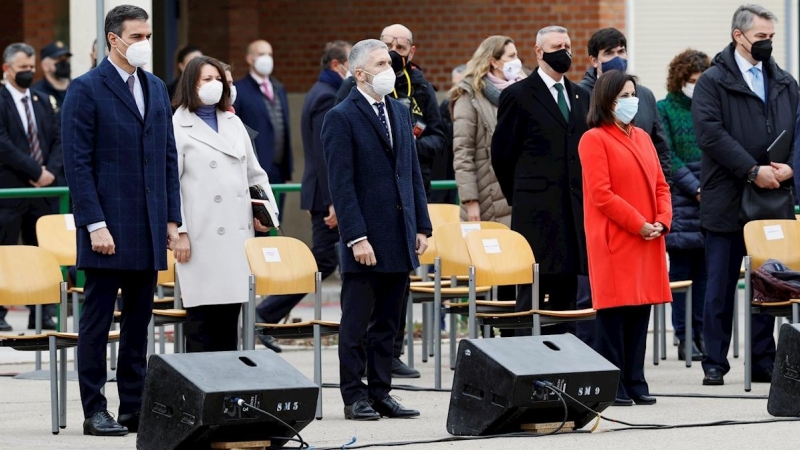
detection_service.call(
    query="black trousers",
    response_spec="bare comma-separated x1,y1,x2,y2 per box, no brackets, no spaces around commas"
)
256,210,339,323
78,269,155,418
703,230,775,376
0,198,59,322
185,303,242,353
669,248,707,341
595,305,651,399
339,271,407,405
515,273,577,336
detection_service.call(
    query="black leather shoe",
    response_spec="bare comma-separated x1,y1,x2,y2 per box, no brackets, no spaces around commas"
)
258,335,282,353
632,395,657,405
28,317,57,330
0,318,12,332
344,400,380,421
752,370,773,383
83,410,128,436
612,397,633,406
392,358,420,378
678,340,704,361
118,410,140,433
703,368,724,386
371,396,420,418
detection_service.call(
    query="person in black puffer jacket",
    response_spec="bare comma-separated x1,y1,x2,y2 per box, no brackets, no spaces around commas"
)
657,49,711,362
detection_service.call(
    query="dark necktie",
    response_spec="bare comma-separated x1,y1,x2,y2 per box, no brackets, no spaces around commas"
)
21,96,42,164
126,75,135,96
374,102,391,143
554,83,570,121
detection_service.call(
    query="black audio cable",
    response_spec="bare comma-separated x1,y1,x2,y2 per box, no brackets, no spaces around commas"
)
233,397,310,449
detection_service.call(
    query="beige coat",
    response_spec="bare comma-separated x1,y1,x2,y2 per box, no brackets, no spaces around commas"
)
452,79,511,225
173,106,277,308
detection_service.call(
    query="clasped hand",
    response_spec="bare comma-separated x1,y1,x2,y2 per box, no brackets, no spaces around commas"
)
639,222,664,241
754,163,793,189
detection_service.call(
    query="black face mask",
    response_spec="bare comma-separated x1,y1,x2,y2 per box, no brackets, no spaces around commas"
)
54,60,71,79
389,50,408,76
542,48,572,74
745,36,773,62
14,70,34,89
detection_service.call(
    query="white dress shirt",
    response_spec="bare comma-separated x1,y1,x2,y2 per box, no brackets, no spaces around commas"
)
733,48,764,93
88,58,146,233
538,67,571,110
108,57,145,118
5,84,36,135
250,71,274,97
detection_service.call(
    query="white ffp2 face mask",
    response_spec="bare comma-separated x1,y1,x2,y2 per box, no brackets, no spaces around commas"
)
365,67,396,97
229,84,238,103
681,82,695,99
502,58,523,81
254,54,274,76
115,35,151,67
613,96,640,124
198,80,223,106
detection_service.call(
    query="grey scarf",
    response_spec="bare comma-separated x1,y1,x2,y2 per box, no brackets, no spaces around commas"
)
482,76,501,106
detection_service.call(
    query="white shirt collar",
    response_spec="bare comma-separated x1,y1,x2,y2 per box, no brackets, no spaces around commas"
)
357,86,384,105
538,67,565,90
250,71,272,86
108,56,139,82
5,83,30,103
734,47,763,75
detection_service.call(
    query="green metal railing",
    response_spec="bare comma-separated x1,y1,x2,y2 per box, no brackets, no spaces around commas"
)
269,180,459,207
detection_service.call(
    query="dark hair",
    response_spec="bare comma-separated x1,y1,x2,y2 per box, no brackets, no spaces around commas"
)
321,40,350,69
104,5,149,50
172,56,231,113
666,49,710,94
3,43,35,65
587,28,627,58
587,70,638,128
219,61,232,73
175,45,201,66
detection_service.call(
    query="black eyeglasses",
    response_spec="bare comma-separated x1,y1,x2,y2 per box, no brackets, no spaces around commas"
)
380,35,413,48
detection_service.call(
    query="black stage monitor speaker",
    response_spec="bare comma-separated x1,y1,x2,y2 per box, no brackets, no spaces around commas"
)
137,351,319,450
447,334,619,436
768,323,800,417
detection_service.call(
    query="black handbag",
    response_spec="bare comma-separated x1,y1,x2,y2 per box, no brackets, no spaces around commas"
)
249,184,280,229
740,184,795,223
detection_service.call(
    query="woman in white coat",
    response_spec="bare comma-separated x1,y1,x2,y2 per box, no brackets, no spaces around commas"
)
172,56,278,352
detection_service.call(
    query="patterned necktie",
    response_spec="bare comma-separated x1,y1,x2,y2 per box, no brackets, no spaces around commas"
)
374,102,391,143
749,66,765,103
126,75,135,96
554,83,570,121
21,96,42,164
261,81,274,102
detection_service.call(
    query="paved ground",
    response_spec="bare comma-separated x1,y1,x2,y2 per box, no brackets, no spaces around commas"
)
1,294,797,449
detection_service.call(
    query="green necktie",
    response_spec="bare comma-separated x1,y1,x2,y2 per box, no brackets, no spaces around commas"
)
554,83,569,121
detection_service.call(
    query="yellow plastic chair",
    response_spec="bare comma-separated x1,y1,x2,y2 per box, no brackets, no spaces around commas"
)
464,229,595,338
0,246,120,434
743,219,800,392
244,237,338,419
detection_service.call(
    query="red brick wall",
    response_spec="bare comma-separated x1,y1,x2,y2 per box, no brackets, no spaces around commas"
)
0,0,56,83
189,0,626,92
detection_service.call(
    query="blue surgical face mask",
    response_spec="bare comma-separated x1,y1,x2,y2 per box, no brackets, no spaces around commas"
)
601,56,627,74
613,96,639,124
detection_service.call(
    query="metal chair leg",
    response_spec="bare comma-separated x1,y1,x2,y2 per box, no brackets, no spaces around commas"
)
744,257,752,392
35,304,42,371
793,303,799,324
72,291,80,370
421,302,428,363
660,304,667,360
428,302,435,358
49,336,58,435
653,304,660,365
449,313,457,370
406,290,414,368
733,286,740,359
59,347,67,428
147,317,155,357
685,286,693,368
314,323,322,420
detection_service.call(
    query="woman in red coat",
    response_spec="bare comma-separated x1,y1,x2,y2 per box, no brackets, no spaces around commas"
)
578,70,672,407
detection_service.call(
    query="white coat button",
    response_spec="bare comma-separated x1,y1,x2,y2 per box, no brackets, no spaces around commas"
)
214,195,222,203
217,227,225,235
210,161,218,168
240,156,246,162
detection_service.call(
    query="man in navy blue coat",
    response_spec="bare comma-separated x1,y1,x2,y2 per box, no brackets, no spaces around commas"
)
256,41,350,352
233,40,293,197
322,39,431,421
62,5,180,436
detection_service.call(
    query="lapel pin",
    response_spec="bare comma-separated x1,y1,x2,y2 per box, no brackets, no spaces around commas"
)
575,94,579,99
33,95,38,102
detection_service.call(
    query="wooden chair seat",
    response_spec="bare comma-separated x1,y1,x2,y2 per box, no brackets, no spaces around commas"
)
751,300,794,308
159,281,175,288
428,274,469,281
256,320,340,339
476,308,596,319
669,280,692,290
0,330,121,352
444,300,516,309
409,285,492,295
410,280,453,288
409,275,422,282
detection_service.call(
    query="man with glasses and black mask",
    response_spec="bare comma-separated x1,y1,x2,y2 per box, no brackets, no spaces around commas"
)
692,4,797,387
334,24,446,380
33,41,73,114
